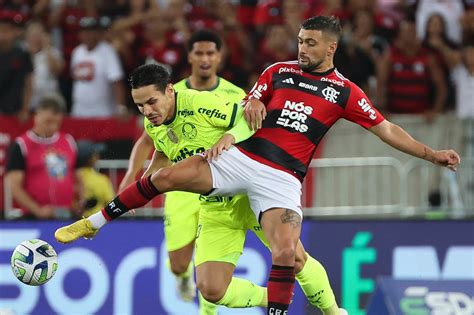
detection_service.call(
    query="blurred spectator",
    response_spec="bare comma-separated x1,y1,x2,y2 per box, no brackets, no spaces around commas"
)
5,95,81,219
351,0,399,41
253,0,282,33
164,0,193,41
434,42,474,206
422,13,459,109
138,11,187,82
434,43,474,120
49,0,99,63
281,0,310,38
213,0,253,88
187,0,223,32
99,0,129,19
49,0,100,108
107,0,160,73
335,33,375,94
312,0,350,24
0,0,32,16
252,24,296,82
0,10,32,121
377,19,447,122
351,9,389,59
31,0,52,22
76,140,114,217
416,0,464,44
376,0,406,21
353,9,389,94
70,16,126,118
347,0,373,13
460,8,474,44
334,9,388,94
24,21,65,111
107,22,138,74
235,0,258,31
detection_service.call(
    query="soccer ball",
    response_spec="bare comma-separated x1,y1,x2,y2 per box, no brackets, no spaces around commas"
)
11,239,58,286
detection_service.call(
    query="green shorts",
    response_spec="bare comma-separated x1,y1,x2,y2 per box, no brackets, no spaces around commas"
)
194,194,269,266
163,191,200,252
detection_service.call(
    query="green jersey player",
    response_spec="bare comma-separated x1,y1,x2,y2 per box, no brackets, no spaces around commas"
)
118,31,248,314
103,64,343,314
138,64,342,314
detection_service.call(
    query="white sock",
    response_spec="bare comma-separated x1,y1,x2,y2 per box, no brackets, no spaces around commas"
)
87,211,108,229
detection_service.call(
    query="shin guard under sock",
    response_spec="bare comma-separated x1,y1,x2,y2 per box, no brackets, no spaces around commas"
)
267,265,295,315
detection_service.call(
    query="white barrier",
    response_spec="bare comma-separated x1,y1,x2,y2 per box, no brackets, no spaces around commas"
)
3,114,473,218
7,157,473,219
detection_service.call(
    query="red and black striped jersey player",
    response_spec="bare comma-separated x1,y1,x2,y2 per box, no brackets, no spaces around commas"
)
56,16,461,315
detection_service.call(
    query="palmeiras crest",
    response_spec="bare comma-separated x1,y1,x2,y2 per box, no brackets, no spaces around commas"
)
182,122,197,139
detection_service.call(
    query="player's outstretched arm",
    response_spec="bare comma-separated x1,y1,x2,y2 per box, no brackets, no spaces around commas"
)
119,131,154,192
369,120,461,171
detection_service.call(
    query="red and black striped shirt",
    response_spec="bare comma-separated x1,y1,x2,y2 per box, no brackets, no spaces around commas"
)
387,47,431,113
237,61,385,181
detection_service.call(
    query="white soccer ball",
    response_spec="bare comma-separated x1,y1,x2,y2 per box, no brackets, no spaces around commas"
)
11,239,58,286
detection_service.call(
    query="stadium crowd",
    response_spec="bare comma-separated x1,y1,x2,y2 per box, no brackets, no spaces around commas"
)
0,0,473,219
0,0,473,118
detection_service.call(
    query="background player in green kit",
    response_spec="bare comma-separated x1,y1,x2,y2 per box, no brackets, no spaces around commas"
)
124,64,344,315
119,30,246,308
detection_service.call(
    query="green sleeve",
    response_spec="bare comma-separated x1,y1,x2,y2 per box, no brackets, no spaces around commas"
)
225,107,255,143
194,92,239,128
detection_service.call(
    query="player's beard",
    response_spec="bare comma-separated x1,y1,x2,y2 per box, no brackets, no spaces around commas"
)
298,58,324,73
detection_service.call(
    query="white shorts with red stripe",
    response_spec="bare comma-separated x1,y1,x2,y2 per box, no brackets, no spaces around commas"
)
207,146,303,220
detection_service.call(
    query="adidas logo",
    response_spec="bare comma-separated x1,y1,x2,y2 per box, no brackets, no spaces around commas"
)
282,78,294,84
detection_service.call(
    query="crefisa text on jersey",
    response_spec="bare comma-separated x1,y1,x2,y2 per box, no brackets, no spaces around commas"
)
197,107,227,120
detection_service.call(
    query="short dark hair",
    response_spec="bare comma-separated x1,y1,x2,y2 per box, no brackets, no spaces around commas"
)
36,94,66,113
187,29,222,52
301,16,342,40
129,63,171,92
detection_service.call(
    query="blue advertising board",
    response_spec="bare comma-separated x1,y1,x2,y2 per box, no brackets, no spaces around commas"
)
301,220,474,315
1,220,473,315
0,221,307,315
367,277,474,315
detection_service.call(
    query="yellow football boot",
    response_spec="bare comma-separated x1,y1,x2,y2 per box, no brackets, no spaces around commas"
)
54,218,98,244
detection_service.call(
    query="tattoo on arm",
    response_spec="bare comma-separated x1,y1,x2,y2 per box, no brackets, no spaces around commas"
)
280,209,301,228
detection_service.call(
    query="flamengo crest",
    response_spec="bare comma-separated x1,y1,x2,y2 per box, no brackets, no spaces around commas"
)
322,86,340,103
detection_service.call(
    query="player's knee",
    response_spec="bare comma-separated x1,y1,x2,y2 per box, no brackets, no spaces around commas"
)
154,167,178,191
169,261,189,275
272,245,297,264
197,278,226,303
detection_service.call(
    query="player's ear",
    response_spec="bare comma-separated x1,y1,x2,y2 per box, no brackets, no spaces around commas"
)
327,41,338,56
165,83,174,95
